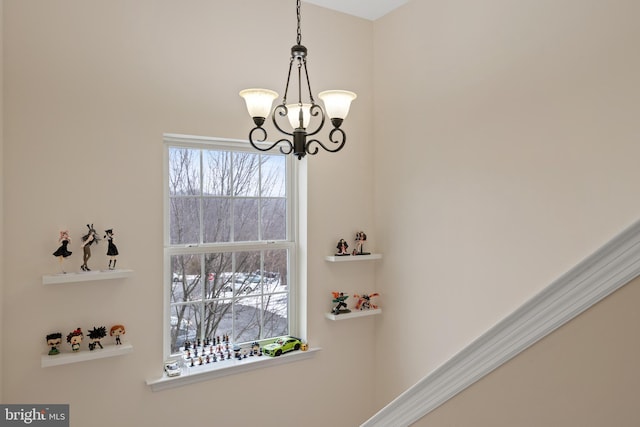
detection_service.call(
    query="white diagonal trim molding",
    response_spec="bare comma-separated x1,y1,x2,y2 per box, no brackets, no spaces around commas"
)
362,219,640,427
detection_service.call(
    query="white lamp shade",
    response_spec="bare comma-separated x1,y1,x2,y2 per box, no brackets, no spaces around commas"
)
239,88,279,119
318,90,357,119
286,104,312,129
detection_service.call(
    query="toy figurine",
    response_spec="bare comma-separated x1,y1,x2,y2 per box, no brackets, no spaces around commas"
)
46,332,63,355
52,230,73,273
354,231,371,255
331,291,351,315
80,224,100,271
110,324,125,345
87,326,107,350
66,328,84,352
354,293,380,310
251,341,260,356
104,229,119,270
335,238,350,256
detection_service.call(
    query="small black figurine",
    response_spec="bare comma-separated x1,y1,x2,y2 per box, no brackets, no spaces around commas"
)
88,326,107,350
335,238,350,256
104,229,119,270
52,230,72,273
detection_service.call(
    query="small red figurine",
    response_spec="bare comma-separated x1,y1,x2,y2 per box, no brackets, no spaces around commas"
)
66,328,84,352
354,293,380,310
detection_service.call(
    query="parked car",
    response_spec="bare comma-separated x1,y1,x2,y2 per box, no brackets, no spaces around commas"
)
262,336,302,357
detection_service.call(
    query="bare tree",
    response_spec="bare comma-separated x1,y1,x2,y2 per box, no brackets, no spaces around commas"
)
168,148,289,352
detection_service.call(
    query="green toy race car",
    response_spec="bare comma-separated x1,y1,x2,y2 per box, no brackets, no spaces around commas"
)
262,336,303,357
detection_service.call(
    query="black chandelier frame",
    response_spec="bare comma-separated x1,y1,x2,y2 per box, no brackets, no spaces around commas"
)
246,0,348,160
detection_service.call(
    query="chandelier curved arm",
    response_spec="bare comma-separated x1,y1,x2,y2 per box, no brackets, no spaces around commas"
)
305,127,346,155
248,127,282,153
272,104,294,137
304,103,325,137
277,138,295,156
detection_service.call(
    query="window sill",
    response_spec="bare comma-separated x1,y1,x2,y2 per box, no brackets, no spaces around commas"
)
146,347,321,392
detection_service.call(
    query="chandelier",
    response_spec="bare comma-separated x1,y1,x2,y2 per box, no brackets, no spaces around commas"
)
239,0,357,160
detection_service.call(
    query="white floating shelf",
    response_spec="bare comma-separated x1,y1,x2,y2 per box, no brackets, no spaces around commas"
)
42,269,133,285
41,343,133,367
325,254,382,262
325,308,381,321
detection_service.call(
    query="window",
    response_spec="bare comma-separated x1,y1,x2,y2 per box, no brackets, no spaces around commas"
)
164,135,296,358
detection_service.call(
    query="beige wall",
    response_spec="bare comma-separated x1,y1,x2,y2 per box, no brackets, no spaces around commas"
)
2,1,374,426
0,0,4,403
5,0,640,424
373,0,640,411
412,275,640,427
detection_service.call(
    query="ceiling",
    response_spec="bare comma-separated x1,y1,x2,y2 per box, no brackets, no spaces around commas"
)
303,0,409,21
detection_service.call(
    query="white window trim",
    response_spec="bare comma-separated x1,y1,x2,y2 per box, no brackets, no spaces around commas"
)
149,133,311,390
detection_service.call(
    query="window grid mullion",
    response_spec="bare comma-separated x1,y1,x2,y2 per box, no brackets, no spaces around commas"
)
258,155,263,242
199,149,204,245
199,253,206,344
230,152,235,243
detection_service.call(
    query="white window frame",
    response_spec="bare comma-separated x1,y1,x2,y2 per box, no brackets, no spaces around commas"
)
162,133,299,362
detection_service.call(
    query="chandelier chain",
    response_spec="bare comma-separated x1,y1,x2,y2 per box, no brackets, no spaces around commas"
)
296,0,302,45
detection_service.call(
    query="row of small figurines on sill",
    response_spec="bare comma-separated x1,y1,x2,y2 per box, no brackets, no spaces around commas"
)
181,339,264,367
45,325,126,356
334,231,371,256
331,291,379,315
52,224,120,273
